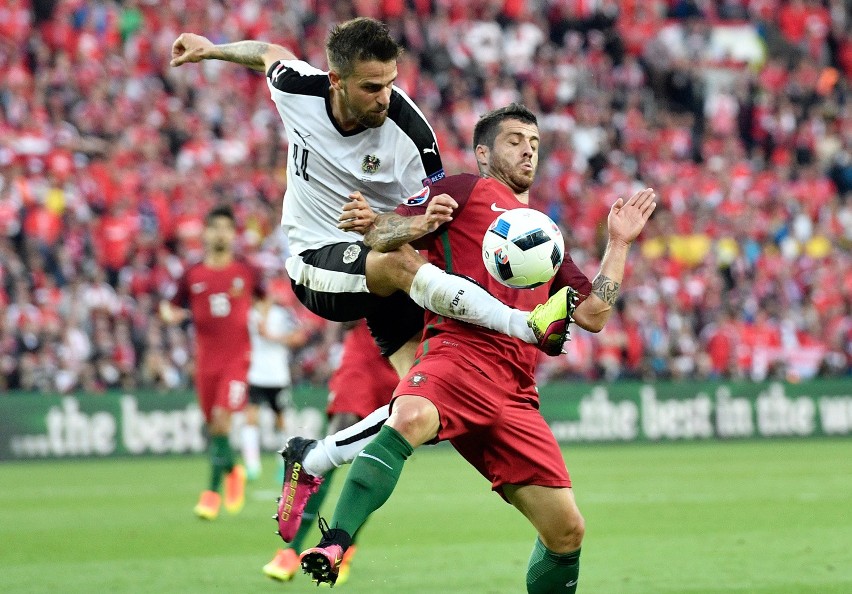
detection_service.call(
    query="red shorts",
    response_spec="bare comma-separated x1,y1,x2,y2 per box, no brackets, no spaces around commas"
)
394,349,570,496
195,361,249,423
326,353,398,419
326,324,399,419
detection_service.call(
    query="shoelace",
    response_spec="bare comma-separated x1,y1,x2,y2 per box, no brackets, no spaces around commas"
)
559,287,582,354
317,516,333,546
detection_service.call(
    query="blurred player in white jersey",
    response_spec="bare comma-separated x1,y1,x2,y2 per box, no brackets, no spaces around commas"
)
242,300,306,482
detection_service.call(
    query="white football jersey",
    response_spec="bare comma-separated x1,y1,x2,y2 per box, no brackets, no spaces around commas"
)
247,303,297,388
265,60,445,257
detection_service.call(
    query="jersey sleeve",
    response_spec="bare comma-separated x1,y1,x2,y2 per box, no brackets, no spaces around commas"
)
266,60,328,97
265,305,286,336
279,306,299,334
393,174,480,249
251,264,266,300
388,87,444,195
551,253,592,300
169,271,189,308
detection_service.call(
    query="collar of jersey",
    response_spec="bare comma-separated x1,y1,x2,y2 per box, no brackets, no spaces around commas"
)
325,88,368,137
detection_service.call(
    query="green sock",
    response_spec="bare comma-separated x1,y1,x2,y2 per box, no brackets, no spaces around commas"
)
289,466,337,551
209,435,234,492
526,538,581,594
329,425,413,537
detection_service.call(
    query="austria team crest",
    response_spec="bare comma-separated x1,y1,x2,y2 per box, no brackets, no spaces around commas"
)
342,244,361,264
361,154,381,174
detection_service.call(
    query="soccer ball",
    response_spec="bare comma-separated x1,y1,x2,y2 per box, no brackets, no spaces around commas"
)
482,208,564,289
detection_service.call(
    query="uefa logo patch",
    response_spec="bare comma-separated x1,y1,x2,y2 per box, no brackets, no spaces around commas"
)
405,186,430,206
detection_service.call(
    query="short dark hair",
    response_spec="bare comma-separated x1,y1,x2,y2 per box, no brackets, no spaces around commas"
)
205,205,235,226
472,103,538,151
326,17,402,78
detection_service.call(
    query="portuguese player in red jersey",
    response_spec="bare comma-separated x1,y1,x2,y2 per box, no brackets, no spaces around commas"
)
299,103,657,591
160,205,264,520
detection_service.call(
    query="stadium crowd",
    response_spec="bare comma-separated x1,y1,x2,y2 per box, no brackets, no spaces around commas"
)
0,0,849,394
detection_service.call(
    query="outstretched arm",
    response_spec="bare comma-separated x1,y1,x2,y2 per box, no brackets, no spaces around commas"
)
170,33,296,72
572,188,657,332
338,191,457,252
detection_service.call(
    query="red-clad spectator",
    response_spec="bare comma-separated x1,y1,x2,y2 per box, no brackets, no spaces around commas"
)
93,201,139,279
22,205,62,246
122,251,155,298
703,310,740,376
838,32,852,79
789,164,837,219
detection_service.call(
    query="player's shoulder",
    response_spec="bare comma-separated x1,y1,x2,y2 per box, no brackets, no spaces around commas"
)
232,255,259,274
182,258,206,277
386,87,438,152
266,59,327,97
387,86,430,128
431,173,481,197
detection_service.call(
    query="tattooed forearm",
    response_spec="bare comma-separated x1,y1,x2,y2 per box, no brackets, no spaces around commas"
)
592,274,621,306
210,41,270,70
364,214,423,252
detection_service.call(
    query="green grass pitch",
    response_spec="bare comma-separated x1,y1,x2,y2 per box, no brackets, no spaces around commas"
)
2,439,851,593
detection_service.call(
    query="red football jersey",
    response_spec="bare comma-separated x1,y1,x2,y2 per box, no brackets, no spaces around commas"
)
171,258,264,370
396,174,592,387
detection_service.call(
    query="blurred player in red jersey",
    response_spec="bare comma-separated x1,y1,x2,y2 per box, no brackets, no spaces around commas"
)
299,104,656,591
159,205,264,520
263,319,398,583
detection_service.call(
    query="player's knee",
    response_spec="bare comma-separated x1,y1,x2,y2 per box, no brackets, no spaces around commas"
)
209,407,232,435
327,412,360,435
386,397,438,446
386,244,424,274
366,246,424,294
541,508,585,553
245,405,260,425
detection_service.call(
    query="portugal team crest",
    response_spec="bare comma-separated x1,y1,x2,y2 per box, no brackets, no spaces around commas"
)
229,277,245,296
408,372,427,387
342,244,362,264
361,154,381,174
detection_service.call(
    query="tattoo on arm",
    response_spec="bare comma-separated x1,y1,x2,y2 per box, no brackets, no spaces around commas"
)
364,214,421,252
592,274,620,306
212,41,270,70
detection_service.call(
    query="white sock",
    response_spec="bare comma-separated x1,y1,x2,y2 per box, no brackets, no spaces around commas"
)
409,263,536,343
241,424,261,471
301,405,391,476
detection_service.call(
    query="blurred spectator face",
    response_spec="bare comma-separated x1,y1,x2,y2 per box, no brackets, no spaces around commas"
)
202,214,236,255
329,59,396,129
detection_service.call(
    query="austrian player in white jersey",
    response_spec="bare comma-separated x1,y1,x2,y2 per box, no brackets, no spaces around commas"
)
241,301,306,482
